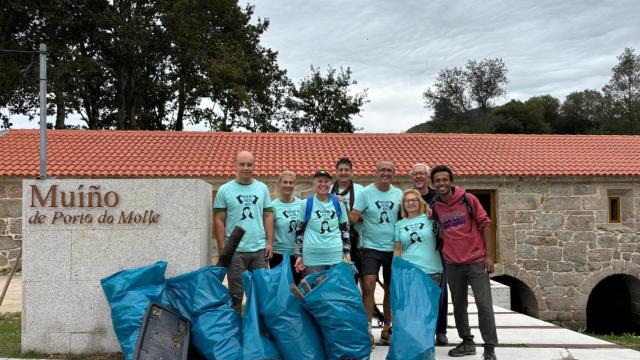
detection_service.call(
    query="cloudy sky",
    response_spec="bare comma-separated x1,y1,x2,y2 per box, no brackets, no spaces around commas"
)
9,0,640,132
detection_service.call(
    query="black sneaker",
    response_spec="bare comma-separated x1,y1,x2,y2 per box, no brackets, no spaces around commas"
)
482,350,497,360
380,324,392,345
435,333,449,346
448,340,476,357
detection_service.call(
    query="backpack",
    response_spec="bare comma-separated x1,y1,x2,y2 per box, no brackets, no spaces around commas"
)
304,194,342,222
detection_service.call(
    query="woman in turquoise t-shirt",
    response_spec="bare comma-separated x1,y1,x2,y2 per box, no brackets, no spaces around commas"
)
393,189,443,284
294,170,351,277
271,170,304,284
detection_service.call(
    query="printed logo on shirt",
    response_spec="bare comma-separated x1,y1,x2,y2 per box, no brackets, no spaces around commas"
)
241,206,254,220
315,209,337,220
320,220,331,233
235,195,260,220
281,209,300,233
403,223,425,244
440,210,467,230
409,232,422,244
375,200,395,223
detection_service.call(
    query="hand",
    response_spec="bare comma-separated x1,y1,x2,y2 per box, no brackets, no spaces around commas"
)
217,246,225,256
343,252,351,263
337,195,346,204
294,256,305,273
264,243,273,260
484,256,495,274
426,207,433,219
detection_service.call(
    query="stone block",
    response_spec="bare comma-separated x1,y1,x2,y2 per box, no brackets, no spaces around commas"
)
5,183,22,198
515,183,548,193
22,332,70,353
549,184,571,195
153,227,207,277
70,331,118,354
542,287,565,297
587,262,603,271
515,230,526,244
563,242,587,263
528,230,554,236
587,249,613,262
498,225,514,242
516,244,536,259
498,211,515,224
537,247,563,261
596,234,619,248
554,231,573,241
23,280,72,333
573,231,596,242
515,210,535,224
525,235,557,246
542,197,581,211
572,310,587,321
515,223,533,231
538,272,555,287
22,230,71,281
498,193,539,210
565,216,595,231
534,213,564,230
582,196,604,210
572,184,596,195
68,281,113,333
8,218,21,234
522,259,547,271
156,179,204,230
620,233,639,243
564,210,594,216
0,235,20,250
620,243,636,253
631,254,640,265
555,273,583,287
0,219,5,233
545,296,571,311
0,199,21,217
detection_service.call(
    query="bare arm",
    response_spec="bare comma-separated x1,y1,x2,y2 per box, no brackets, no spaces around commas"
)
348,209,362,225
263,211,274,259
393,241,402,257
483,225,495,273
213,211,227,252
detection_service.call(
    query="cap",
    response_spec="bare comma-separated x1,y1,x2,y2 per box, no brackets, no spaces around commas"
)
313,170,332,180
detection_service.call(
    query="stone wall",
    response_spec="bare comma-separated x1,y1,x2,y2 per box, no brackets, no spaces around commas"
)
0,179,21,273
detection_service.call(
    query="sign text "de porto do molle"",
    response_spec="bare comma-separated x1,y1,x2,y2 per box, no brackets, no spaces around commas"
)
27,184,160,225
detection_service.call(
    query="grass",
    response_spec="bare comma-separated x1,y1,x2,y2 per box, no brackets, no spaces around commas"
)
588,332,640,352
0,312,123,359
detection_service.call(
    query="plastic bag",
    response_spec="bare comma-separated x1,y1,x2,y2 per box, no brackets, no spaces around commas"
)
298,262,371,360
101,261,170,360
242,271,281,359
252,255,325,360
386,257,441,360
166,266,242,360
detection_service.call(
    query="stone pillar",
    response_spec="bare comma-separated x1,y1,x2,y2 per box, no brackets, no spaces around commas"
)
21,179,211,354
0,180,22,273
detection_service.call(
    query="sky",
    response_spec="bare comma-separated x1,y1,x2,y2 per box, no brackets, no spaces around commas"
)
8,0,640,133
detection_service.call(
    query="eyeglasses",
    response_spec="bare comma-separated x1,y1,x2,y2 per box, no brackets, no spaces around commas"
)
404,198,420,204
411,172,427,176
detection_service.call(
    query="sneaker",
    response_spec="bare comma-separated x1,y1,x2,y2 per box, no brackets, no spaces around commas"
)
369,330,375,349
482,350,497,360
447,340,476,357
435,333,449,346
380,325,392,345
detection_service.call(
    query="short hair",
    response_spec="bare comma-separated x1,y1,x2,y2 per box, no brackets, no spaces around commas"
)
400,189,429,218
430,164,454,183
336,157,353,169
276,171,296,196
376,159,396,169
410,163,431,176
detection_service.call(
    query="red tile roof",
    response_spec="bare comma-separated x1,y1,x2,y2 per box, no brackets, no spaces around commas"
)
1,129,639,177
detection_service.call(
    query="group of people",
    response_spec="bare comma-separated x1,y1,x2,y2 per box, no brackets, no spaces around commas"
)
213,150,499,360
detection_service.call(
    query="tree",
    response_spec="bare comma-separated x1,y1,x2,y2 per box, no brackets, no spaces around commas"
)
557,90,604,134
602,47,640,134
285,66,368,133
493,99,552,134
465,58,509,112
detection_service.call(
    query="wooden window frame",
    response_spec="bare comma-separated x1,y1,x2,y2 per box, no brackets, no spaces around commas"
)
466,189,497,262
608,196,621,224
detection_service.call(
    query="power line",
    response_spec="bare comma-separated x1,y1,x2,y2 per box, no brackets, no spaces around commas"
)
0,49,45,54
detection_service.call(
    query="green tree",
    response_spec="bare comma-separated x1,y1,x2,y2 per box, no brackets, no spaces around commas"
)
465,58,509,112
493,99,552,134
557,90,604,134
602,47,640,134
286,66,368,133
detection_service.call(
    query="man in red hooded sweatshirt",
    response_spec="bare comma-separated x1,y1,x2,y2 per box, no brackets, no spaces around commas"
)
430,165,498,360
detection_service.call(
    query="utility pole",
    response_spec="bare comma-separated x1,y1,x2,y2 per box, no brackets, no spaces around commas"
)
39,43,47,178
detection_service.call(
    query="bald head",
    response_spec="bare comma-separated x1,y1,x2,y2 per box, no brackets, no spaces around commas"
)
235,151,255,184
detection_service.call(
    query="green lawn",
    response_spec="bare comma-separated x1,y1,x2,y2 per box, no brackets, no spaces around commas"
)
589,332,640,352
0,312,122,359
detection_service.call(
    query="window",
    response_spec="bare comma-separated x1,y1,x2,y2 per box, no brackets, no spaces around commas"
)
608,196,621,223
466,190,497,261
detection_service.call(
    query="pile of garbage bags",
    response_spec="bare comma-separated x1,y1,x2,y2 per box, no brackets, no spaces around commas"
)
100,255,372,360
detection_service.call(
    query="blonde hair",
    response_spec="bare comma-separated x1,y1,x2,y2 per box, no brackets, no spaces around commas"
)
277,171,296,196
401,188,429,218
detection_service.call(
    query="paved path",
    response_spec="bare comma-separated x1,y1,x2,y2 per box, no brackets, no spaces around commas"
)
0,274,21,313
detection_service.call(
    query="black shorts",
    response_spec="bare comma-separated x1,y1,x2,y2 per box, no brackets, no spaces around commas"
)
360,248,393,284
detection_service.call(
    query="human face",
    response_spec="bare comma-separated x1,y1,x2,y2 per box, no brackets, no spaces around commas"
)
314,177,331,195
432,171,452,197
279,176,295,196
403,194,420,216
411,166,429,191
236,152,255,182
376,161,395,185
336,164,353,185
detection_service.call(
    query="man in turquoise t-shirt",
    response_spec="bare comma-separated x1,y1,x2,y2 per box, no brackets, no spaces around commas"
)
350,160,402,347
213,150,274,312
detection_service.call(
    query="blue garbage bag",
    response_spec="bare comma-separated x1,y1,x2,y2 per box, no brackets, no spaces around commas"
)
242,271,281,359
166,266,242,360
386,257,441,360
253,254,325,360
299,262,371,360
100,261,170,360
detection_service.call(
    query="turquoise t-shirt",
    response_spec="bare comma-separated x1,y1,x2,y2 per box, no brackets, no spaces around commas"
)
272,197,303,255
354,184,403,252
330,182,364,247
213,179,272,252
395,214,443,275
299,195,349,266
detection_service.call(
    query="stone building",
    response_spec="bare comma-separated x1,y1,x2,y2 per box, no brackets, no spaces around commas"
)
1,129,639,332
